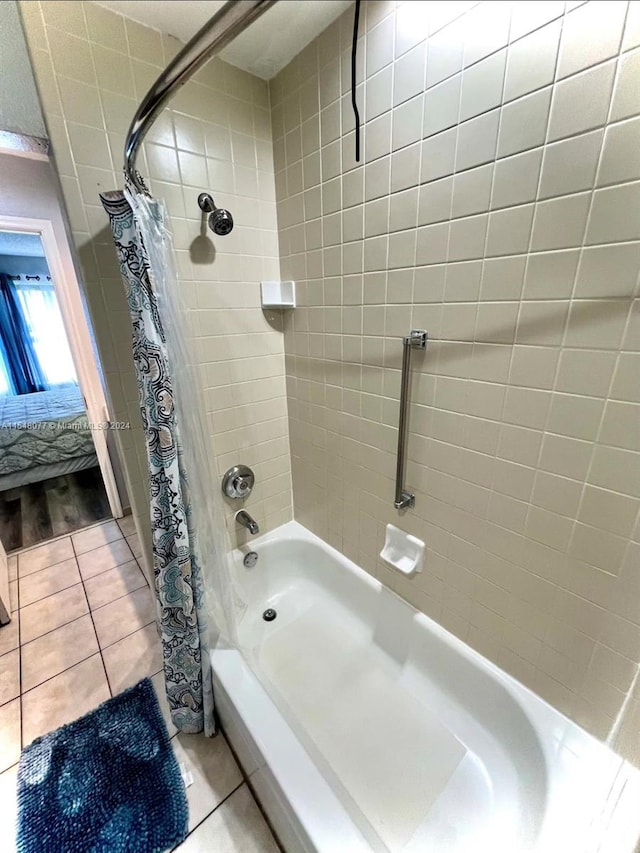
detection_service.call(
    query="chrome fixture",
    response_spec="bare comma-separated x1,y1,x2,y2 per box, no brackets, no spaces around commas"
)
243,551,259,568
262,608,277,622
222,464,255,499
235,510,259,535
124,0,277,193
198,192,234,236
394,330,427,510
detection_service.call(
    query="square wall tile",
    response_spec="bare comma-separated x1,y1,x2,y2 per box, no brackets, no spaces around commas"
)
504,20,561,102
548,60,616,141
558,1,627,79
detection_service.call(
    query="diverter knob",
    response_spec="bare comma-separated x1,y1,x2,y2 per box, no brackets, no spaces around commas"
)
222,465,255,499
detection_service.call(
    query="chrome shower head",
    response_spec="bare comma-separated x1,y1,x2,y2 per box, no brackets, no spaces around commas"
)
197,192,234,236
208,207,234,236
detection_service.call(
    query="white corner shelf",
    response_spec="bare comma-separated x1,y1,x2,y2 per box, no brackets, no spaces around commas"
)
261,280,296,308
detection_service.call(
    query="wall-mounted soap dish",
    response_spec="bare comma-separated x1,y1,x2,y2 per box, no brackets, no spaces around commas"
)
261,280,296,308
380,524,425,576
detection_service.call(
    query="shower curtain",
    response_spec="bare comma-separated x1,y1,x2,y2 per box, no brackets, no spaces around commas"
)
100,185,222,735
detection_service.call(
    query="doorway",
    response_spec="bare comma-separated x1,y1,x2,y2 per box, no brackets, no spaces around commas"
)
0,218,123,551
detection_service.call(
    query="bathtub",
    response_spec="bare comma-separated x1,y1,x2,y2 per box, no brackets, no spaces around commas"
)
211,521,640,852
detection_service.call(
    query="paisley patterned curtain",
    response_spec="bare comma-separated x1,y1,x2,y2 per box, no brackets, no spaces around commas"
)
100,188,214,736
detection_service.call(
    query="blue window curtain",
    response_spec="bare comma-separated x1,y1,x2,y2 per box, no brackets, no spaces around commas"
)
15,280,78,388
0,273,46,395
0,273,78,395
0,329,16,395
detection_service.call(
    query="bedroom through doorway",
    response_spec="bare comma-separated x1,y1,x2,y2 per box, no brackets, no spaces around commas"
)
0,137,130,561
0,227,115,551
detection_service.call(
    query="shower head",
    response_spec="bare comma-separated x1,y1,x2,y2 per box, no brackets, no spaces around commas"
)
208,207,234,236
197,192,234,236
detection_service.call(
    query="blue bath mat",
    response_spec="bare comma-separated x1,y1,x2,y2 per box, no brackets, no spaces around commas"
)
16,678,188,853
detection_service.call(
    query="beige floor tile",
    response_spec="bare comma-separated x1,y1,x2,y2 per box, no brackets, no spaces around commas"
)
0,764,18,852
0,650,20,706
172,733,243,832
8,581,18,613
117,514,137,537
0,618,18,657
0,699,20,774
18,537,74,577
19,584,88,644
102,623,162,695
21,655,109,745
175,784,279,853
126,533,143,559
21,615,99,693
150,671,178,739
77,539,134,579
92,586,155,649
18,557,81,608
71,519,122,555
83,560,147,610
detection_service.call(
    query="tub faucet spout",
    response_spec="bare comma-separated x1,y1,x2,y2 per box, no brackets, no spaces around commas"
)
235,510,259,535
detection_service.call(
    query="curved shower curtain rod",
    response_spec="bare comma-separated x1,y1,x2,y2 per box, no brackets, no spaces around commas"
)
124,0,278,194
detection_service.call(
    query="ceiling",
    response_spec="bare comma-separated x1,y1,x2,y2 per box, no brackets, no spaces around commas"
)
93,1,353,79
0,231,45,258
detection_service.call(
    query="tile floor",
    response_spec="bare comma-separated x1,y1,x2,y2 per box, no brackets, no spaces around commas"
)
0,518,278,853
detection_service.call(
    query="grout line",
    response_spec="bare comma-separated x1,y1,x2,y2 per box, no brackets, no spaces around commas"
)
17,556,141,610
0,650,20,710
220,729,286,851
171,781,245,850
98,619,157,655
15,551,23,753
19,649,102,700
0,760,18,779
17,552,76,581
18,589,89,644
69,536,113,698
85,581,149,614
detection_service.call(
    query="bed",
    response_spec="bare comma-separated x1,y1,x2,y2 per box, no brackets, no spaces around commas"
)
0,384,97,490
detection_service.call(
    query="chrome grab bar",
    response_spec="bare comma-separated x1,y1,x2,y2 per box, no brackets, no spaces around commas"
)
394,330,427,510
124,0,277,193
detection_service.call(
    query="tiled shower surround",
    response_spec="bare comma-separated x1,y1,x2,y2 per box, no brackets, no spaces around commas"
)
272,0,640,756
18,0,640,760
19,0,293,562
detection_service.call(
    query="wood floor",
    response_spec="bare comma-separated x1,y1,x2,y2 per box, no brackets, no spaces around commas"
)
0,467,111,552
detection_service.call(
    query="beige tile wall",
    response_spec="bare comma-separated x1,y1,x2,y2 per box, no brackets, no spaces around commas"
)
272,0,640,757
19,0,292,560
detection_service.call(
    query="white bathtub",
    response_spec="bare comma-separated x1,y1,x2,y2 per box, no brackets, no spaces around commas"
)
211,521,640,853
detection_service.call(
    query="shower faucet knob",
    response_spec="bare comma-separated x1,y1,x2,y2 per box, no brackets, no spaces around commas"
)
222,465,255,499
